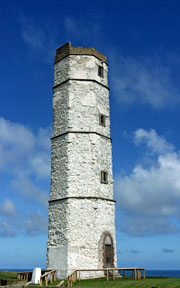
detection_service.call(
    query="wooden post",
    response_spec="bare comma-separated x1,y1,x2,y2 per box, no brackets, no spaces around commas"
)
54,270,56,281
138,270,141,280
71,275,73,287
134,269,137,280
79,271,80,281
123,270,126,276
51,271,53,283
46,275,48,286
40,277,42,286
107,270,109,281
67,276,69,287
113,270,115,280
143,270,146,279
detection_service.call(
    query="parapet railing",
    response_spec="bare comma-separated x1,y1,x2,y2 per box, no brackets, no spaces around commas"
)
40,269,56,286
67,267,146,287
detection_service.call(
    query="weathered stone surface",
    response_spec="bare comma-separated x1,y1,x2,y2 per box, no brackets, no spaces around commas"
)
54,42,107,64
50,133,113,200
47,198,116,278
47,43,117,279
53,80,110,137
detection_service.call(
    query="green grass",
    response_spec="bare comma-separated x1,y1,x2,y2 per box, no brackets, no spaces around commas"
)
0,270,17,280
72,276,180,288
37,279,65,286
1,271,180,288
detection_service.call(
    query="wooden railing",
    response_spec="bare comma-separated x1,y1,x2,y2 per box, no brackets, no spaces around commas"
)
18,267,145,287
40,269,56,286
67,270,77,287
17,269,57,286
17,271,33,281
67,267,145,287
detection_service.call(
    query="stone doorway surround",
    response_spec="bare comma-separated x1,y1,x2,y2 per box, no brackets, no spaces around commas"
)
98,231,114,269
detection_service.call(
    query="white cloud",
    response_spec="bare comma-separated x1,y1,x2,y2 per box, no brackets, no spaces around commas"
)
0,117,50,237
0,117,51,177
0,210,47,238
0,117,34,170
0,117,34,148
0,199,19,218
36,127,51,151
12,174,48,207
30,152,51,178
134,129,174,155
18,15,58,62
24,211,48,236
30,127,51,178
20,18,46,50
110,54,179,108
115,129,180,236
0,221,18,238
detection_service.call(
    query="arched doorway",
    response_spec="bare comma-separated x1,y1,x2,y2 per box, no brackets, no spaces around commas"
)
103,235,113,268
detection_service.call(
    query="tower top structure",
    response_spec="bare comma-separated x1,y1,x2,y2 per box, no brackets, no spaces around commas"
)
54,42,107,63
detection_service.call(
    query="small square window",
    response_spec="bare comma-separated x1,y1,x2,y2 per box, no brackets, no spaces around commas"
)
98,65,104,77
99,114,106,126
101,171,108,184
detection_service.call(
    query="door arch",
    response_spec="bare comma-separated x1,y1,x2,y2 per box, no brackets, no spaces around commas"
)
98,232,114,268
104,234,113,268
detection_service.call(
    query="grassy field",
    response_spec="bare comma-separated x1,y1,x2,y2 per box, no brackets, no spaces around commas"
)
72,276,180,288
0,271,17,280
1,271,180,288
33,276,180,287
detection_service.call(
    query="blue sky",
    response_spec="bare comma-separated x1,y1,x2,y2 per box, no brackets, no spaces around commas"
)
0,0,180,270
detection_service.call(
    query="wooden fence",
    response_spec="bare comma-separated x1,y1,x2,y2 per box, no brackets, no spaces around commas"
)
18,267,145,287
17,269,57,286
67,267,146,287
40,269,56,286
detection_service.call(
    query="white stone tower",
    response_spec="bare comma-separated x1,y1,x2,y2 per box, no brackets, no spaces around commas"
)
47,42,117,279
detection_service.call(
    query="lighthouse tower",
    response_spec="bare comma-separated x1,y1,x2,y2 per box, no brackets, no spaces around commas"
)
47,42,117,279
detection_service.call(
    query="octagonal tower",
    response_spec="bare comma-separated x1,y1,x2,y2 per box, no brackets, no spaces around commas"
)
47,42,117,279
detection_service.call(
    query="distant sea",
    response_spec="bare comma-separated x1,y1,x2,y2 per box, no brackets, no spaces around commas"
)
146,270,180,278
1,269,180,278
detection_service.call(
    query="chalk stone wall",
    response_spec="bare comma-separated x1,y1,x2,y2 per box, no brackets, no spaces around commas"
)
53,56,110,138
47,198,116,279
50,133,113,200
47,43,117,279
